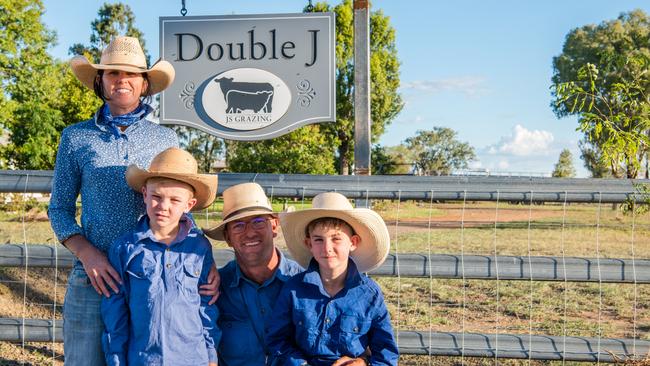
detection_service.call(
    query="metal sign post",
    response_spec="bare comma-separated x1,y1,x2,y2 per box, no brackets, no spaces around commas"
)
353,0,371,177
353,0,371,208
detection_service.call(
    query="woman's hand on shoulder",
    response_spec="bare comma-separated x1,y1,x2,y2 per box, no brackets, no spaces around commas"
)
332,356,368,366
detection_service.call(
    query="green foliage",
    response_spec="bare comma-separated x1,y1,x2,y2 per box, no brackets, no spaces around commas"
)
578,138,611,178
551,10,650,178
404,128,476,176
371,144,414,174
620,183,650,216
68,3,149,64
0,0,68,169
173,126,224,173
306,0,403,174
226,126,336,174
551,149,577,178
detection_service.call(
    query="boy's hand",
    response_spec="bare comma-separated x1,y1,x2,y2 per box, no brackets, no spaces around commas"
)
332,356,368,366
208,363,217,366
200,263,221,304
66,235,122,297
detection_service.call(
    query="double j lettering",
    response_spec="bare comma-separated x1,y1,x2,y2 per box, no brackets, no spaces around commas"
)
174,29,320,67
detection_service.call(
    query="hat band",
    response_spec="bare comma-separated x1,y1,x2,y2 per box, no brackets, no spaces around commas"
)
223,206,274,220
102,62,148,70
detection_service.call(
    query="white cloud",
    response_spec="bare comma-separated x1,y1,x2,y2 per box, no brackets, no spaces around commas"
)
491,124,554,156
401,76,488,97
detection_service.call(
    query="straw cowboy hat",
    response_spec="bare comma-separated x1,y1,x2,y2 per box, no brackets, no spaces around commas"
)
279,192,390,273
126,148,218,210
69,36,175,95
204,183,276,241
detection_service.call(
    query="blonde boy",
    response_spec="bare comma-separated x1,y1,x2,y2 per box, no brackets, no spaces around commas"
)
101,148,220,366
267,192,398,366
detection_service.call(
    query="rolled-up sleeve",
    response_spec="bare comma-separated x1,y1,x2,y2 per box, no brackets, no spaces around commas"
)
48,128,83,243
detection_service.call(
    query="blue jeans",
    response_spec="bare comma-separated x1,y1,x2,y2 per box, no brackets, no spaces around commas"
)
64,266,106,366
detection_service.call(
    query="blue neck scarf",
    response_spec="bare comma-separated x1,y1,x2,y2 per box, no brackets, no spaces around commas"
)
99,103,153,136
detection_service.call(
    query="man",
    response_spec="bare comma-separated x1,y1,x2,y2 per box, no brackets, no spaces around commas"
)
205,182,303,366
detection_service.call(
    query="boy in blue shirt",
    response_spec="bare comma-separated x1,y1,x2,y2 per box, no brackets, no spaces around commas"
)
268,192,398,366
101,147,220,366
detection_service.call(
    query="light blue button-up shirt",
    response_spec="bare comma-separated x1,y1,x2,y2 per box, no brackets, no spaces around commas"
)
266,259,399,366
217,250,303,366
48,113,178,258
101,214,220,366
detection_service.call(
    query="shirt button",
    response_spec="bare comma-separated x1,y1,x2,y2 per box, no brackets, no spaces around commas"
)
353,327,359,333
166,263,171,269
194,271,199,276
261,308,265,314
325,318,330,323
166,248,170,251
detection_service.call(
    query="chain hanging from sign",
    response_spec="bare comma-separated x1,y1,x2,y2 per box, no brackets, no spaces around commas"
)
180,0,187,16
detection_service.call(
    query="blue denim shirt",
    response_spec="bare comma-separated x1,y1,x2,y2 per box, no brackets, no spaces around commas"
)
266,259,399,366
101,214,220,366
48,113,178,258
217,251,303,366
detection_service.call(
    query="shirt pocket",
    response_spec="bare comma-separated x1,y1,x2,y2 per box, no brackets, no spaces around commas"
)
292,308,318,349
338,314,372,355
125,251,158,311
180,259,201,300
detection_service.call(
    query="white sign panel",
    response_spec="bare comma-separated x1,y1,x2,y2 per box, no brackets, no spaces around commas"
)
159,13,336,140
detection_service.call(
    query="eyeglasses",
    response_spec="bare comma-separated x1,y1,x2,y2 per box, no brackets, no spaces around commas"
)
228,217,270,234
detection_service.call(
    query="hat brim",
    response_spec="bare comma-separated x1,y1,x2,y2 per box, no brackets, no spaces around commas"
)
70,56,175,95
203,209,277,241
125,165,217,210
279,208,390,273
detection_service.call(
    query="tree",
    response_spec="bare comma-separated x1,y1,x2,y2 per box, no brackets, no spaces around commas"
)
578,138,611,178
551,10,650,178
0,0,66,169
305,0,403,174
552,149,577,178
371,144,414,175
404,128,475,176
227,126,336,174
174,126,224,173
69,3,149,64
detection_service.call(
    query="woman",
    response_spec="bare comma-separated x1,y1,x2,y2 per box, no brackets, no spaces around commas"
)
48,36,218,366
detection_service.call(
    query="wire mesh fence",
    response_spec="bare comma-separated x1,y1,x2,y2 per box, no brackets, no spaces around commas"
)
1,170,649,365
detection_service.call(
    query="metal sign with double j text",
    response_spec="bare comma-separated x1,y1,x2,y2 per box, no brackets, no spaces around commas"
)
159,13,336,140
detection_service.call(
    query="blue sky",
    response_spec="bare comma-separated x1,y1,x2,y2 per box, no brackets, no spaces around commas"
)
41,0,650,177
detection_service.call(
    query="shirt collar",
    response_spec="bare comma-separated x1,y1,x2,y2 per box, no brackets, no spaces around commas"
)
303,257,365,292
133,213,194,246
230,248,292,288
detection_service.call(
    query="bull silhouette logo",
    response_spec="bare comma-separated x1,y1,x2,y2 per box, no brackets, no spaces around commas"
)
214,77,274,114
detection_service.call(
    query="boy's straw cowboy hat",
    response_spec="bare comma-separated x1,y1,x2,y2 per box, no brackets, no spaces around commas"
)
204,183,276,241
279,192,390,273
126,148,218,210
70,36,175,95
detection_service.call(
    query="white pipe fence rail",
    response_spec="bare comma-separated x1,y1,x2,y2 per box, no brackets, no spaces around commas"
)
1,170,650,363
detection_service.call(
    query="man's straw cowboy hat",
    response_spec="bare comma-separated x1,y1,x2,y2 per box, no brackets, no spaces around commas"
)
204,183,276,241
70,36,175,95
279,192,390,273
126,148,218,210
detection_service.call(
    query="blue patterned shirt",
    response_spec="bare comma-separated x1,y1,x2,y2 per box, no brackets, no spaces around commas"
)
217,251,303,366
101,214,220,365
48,113,178,258
266,259,399,366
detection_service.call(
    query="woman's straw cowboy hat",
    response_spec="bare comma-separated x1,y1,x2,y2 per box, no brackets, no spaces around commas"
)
204,183,276,241
70,36,175,95
279,192,390,273
126,148,218,210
